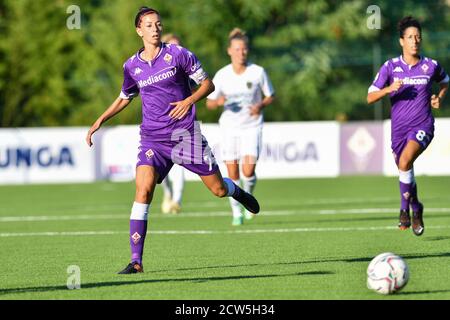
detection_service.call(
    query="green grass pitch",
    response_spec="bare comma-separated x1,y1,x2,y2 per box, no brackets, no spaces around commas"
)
0,176,449,300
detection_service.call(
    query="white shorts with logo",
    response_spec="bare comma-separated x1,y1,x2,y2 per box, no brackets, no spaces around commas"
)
220,125,262,162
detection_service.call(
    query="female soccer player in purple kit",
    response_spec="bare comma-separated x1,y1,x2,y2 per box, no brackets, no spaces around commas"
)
86,7,259,274
367,16,448,236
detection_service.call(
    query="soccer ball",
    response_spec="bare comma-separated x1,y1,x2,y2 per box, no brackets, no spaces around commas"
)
367,252,409,295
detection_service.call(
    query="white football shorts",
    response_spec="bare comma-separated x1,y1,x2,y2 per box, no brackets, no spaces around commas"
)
219,125,262,162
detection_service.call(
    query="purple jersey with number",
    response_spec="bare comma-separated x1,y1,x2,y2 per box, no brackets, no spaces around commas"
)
120,43,208,141
369,56,449,159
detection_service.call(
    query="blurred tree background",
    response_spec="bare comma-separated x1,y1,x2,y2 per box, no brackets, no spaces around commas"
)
0,0,449,127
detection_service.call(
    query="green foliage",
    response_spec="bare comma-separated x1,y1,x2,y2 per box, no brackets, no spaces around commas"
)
0,0,449,127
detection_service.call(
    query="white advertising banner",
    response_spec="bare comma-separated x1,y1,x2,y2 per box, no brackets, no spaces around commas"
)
100,125,140,181
100,122,340,181
383,118,450,176
199,122,340,179
0,127,95,184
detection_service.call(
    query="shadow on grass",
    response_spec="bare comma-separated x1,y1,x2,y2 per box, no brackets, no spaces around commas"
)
149,252,450,273
258,213,446,227
398,289,450,295
0,271,333,296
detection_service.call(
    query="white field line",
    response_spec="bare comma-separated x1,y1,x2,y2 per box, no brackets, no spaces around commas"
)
1,208,450,222
0,197,405,212
1,225,450,238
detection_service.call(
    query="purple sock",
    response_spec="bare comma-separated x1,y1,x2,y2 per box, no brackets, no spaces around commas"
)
410,182,421,212
223,177,242,198
130,219,148,265
399,182,412,212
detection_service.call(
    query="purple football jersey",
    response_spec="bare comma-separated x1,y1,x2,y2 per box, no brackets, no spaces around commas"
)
369,56,448,141
120,43,208,141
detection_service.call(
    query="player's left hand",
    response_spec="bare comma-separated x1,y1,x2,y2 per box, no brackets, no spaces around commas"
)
169,97,194,119
249,103,263,116
431,94,441,109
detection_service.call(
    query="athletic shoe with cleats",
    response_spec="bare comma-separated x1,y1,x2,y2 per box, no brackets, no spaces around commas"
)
161,195,172,214
232,216,244,226
118,261,143,274
233,189,260,214
398,209,411,230
412,203,424,236
170,202,181,214
244,211,255,220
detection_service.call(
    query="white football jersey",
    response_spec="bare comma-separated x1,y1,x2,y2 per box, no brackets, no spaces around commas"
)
207,63,275,129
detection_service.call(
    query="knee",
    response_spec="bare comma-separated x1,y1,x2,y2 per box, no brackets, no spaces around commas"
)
398,157,413,171
135,185,154,203
242,170,255,178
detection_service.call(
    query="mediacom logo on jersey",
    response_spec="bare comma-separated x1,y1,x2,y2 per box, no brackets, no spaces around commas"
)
394,76,429,85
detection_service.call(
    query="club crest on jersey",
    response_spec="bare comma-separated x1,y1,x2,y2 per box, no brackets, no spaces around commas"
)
246,82,253,89
421,64,429,73
163,53,173,65
131,232,141,244
145,149,154,160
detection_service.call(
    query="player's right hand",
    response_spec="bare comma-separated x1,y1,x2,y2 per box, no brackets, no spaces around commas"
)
86,121,101,147
388,79,402,93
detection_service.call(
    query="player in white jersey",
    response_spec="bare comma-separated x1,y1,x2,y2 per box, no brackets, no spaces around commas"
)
160,33,185,214
207,28,275,225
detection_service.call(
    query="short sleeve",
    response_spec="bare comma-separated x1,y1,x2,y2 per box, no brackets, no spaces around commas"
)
259,69,275,97
368,62,390,93
206,71,223,100
432,60,449,84
178,47,208,85
119,63,139,99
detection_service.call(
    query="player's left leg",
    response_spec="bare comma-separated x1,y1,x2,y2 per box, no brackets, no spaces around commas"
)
225,160,244,225
242,156,257,220
240,126,261,220
199,170,260,215
183,132,260,215
160,177,173,214
168,165,185,214
398,140,424,235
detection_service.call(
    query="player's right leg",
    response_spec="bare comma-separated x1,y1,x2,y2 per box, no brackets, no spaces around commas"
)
118,165,159,274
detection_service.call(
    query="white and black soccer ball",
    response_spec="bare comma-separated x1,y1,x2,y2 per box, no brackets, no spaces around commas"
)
367,252,409,295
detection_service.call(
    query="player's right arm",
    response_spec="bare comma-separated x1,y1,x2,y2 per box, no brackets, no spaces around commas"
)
86,97,132,147
86,61,139,147
367,80,402,104
206,71,225,110
366,61,402,105
206,96,226,110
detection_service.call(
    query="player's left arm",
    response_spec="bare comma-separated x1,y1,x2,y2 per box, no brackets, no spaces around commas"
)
431,61,449,109
431,83,448,109
250,68,275,116
169,48,215,119
169,78,215,119
249,95,275,116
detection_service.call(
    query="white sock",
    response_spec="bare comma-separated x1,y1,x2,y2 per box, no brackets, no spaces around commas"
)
161,177,172,199
170,165,185,205
242,174,256,195
229,179,242,218
130,202,150,221
399,169,413,184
